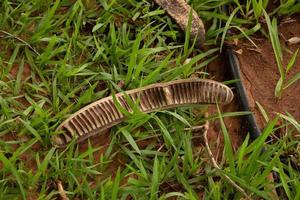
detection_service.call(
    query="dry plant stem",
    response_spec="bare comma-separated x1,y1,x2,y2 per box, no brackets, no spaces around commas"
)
170,124,206,133
203,121,252,200
57,180,69,200
266,173,280,200
0,30,40,56
153,0,205,47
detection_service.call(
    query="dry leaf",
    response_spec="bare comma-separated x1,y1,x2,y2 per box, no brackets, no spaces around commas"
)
287,37,300,45
234,49,243,55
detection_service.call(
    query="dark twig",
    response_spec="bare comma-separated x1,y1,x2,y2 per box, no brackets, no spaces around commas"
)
0,30,40,56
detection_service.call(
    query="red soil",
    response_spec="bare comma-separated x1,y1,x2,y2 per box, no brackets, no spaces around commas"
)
236,17,300,129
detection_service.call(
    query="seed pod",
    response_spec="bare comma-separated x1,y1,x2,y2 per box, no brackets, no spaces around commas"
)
153,0,205,47
53,79,233,147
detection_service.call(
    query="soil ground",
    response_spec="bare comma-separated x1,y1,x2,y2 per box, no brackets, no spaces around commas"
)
204,15,300,157
206,54,246,156
235,16,300,130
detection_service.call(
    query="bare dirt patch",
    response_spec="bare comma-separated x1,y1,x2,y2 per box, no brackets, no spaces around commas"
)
9,63,31,80
207,53,246,157
235,16,300,129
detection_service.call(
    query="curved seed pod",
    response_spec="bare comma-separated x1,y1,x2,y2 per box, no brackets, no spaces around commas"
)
153,0,205,47
53,79,233,147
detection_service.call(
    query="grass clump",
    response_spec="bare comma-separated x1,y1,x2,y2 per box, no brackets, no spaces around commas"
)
263,10,300,98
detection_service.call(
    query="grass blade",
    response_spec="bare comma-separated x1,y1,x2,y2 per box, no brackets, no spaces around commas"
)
217,104,235,175
111,168,121,200
284,72,300,90
0,152,26,199
120,128,141,155
220,7,239,51
150,155,159,200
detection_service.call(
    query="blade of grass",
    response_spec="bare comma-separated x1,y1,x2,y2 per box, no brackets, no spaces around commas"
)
284,72,300,90
217,104,235,176
0,152,26,199
153,116,176,150
120,128,141,155
220,7,239,51
111,168,121,200
150,155,159,200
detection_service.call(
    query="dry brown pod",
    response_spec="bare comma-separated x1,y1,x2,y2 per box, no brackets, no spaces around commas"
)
53,79,233,147
153,0,205,47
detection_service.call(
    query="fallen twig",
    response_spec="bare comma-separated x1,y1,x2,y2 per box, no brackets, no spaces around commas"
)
0,30,40,56
203,118,253,200
57,180,69,200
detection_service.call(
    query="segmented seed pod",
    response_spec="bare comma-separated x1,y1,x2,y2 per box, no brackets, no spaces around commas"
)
53,79,233,147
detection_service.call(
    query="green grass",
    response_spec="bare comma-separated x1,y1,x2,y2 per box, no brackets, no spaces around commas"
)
263,10,300,98
0,0,299,199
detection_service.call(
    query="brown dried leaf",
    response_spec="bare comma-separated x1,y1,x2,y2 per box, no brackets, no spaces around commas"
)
234,49,243,55
287,37,300,45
